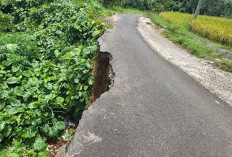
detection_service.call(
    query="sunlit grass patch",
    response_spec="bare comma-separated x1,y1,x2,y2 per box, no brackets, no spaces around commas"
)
160,12,192,26
189,16,232,46
160,12,232,46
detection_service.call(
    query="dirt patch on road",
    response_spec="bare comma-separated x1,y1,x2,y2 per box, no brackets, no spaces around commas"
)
138,16,232,105
104,15,120,23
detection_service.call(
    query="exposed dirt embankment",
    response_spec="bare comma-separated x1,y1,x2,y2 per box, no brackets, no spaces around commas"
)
138,16,232,105
90,51,114,104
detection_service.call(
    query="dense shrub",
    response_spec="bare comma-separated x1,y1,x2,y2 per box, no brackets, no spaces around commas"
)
0,11,13,32
0,0,106,156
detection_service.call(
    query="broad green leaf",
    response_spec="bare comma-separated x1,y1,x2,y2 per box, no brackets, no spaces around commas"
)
0,102,5,110
4,106,20,115
55,97,64,105
38,151,49,157
28,103,35,109
88,77,94,85
0,121,6,131
12,66,20,72
10,99,21,107
1,90,8,98
33,136,47,151
0,148,7,156
8,153,20,157
86,62,91,68
14,86,24,96
54,50,60,57
83,48,91,55
92,30,100,38
48,127,58,138
22,128,36,138
55,121,66,131
46,83,53,90
45,94,55,101
84,86,88,90
12,137,22,146
11,115,22,125
4,125,12,137
28,101,40,108
74,78,79,84
32,117,42,126
6,44,18,53
73,22,80,30
40,124,49,134
0,134,4,142
23,70,32,77
0,112,11,118
6,77,18,84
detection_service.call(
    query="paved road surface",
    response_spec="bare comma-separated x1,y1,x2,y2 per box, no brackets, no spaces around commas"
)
66,14,232,157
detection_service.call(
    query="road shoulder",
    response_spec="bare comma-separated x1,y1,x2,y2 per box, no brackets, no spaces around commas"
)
137,16,232,105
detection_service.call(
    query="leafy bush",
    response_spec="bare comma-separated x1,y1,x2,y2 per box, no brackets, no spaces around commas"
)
0,11,13,32
0,0,106,156
0,0,55,22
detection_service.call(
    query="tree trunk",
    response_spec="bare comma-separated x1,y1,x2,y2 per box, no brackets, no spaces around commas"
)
194,0,203,19
121,0,125,7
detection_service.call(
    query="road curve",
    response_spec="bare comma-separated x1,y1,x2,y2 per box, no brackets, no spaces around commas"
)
66,14,232,157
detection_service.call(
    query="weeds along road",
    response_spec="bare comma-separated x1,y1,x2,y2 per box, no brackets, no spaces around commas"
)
66,14,232,157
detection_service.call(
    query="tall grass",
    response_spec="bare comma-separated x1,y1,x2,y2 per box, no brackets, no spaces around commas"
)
160,12,232,46
189,16,232,46
160,12,191,26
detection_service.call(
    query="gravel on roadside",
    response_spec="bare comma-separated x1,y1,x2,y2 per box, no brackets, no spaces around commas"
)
137,16,232,106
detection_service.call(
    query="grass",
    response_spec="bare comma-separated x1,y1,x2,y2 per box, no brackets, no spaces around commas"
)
189,16,232,46
160,12,192,26
147,12,232,72
103,6,143,17
160,12,232,47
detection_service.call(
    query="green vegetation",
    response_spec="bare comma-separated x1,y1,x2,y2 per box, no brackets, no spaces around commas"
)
189,16,232,47
101,0,232,18
160,12,232,46
102,6,143,16
1,0,232,156
0,0,106,156
160,12,191,25
0,11,13,32
147,12,232,72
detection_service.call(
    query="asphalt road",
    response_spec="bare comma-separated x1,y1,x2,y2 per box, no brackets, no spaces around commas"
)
66,14,232,157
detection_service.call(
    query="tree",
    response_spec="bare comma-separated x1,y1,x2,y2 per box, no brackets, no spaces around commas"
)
194,0,203,19
143,0,149,10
